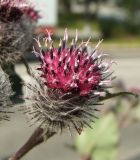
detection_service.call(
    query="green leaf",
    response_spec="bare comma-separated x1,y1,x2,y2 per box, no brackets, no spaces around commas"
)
133,104,140,120
75,112,119,160
92,147,118,160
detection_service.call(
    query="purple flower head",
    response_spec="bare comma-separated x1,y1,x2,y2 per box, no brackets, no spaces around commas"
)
25,29,114,134
35,29,113,96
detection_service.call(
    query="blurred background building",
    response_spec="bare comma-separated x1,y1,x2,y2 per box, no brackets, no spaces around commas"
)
30,0,140,40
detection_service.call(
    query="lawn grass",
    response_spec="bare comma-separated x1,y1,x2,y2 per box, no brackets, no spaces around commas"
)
103,37,140,48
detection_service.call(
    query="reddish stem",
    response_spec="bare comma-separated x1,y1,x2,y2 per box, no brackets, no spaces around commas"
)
81,155,92,160
9,127,56,160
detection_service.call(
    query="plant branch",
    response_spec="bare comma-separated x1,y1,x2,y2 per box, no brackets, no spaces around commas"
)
9,127,56,160
81,155,92,160
99,91,138,102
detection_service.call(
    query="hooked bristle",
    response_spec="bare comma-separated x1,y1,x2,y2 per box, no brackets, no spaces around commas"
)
0,68,13,122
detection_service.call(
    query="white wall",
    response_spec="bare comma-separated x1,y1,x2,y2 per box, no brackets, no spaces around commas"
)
30,0,58,26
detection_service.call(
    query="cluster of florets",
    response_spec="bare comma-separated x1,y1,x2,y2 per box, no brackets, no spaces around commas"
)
0,0,40,22
25,29,114,133
0,68,13,121
35,30,113,96
0,0,25,22
23,7,40,21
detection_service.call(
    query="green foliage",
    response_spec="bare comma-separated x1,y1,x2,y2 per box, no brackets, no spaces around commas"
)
98,17,126,39
75,112,119,160
117,0,140,11
58,13,85,29
116,0,140,35
133,104,140,121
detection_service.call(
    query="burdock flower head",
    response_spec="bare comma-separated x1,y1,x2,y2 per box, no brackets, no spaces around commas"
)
0,68,13,122
0,0,39,64
25,29,114,134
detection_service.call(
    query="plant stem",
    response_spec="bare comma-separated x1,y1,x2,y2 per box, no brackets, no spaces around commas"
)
81,155,92,160
99,91,138,102
118,104,131,128
20,56,31,76
9,127,56,160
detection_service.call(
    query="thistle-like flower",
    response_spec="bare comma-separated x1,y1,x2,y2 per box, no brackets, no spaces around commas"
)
25,29,114,134
0,0,39,64
0,68,13,121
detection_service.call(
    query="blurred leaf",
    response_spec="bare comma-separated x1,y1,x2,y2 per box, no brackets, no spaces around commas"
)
117,0,140,12
92,147,118,160
75,112,119,160
133,104,140,121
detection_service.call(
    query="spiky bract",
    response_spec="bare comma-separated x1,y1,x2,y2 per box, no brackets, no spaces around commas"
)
0,68,13,121
25,73,99,134
0,19,32,64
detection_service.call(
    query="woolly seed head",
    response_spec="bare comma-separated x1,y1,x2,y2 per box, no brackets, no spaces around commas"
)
25,29,114,134
0,68,13,122
0,21,31,64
